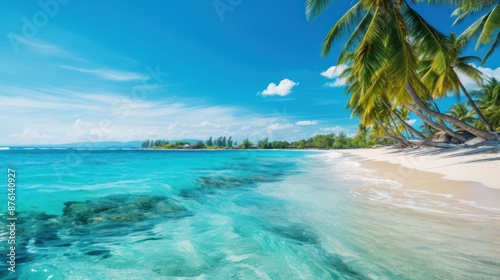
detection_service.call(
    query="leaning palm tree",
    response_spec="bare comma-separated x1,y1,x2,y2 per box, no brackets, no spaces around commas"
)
447,102,477,128
342,62,429,140
474,78,500,130
306,0,497,140
418,0,499,63
420,33,495,132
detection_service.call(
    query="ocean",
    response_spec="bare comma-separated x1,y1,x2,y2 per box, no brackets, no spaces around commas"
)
0,149,499,279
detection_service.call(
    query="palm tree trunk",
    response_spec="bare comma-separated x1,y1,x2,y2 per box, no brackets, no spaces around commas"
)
406,104,467,143
406,83,494,140
375,118,412,147
431,100,450,129
388,112,407,140
458,79,495,132
381,98,427,140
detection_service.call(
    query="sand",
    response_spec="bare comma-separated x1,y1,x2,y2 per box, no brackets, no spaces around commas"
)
343,144,500,208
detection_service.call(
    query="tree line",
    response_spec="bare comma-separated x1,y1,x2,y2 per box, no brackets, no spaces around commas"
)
141,130,379,150
306,0,500,147
206,136,236,148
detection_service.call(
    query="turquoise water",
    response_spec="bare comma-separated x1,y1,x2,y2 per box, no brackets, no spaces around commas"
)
0,149,499,279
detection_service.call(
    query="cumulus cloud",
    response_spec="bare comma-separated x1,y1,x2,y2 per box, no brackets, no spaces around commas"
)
260,79,298,96
457,65,500,91
321,65,349,87
321,65,348,79
266,123,294,131
296,120,318,126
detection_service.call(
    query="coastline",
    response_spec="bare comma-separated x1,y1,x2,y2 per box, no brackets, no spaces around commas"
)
342,145,500,209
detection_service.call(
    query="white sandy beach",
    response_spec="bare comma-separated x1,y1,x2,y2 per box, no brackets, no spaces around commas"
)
343,144,500,208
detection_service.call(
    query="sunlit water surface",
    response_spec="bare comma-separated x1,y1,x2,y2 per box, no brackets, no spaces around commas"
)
0,149,499,279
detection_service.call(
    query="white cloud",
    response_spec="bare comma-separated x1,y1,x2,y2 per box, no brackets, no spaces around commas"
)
14,38,73,57
319,126,345,134
321,65,348,79
0,85,357,145
166,124,177,130
8,128,55,140
321,65,349,87
195,121,227,128
61,65,143,81
260,79,298,96
296,120,318,126
266,123,294,131
457,65,500,91
478,66,500,80
405,119,417,126
325,78,348,87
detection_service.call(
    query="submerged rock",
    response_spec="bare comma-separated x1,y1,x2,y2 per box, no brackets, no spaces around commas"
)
62,195,188,225
197,176,252,189
196,174,278,190
0,194,191,268
268,224,319,245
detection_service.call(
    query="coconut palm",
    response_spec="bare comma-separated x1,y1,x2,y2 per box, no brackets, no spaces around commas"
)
418,0,499,63
306,0,496,140
447,102,476,128
420,33,495,131
474,78,500,130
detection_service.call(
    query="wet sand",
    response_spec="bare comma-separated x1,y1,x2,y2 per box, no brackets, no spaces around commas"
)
344,146,500,209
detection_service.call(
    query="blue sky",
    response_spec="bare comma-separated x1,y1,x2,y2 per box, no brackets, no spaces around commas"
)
1,0,499,145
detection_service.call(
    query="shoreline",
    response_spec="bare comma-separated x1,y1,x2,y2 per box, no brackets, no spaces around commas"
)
343,146,500,209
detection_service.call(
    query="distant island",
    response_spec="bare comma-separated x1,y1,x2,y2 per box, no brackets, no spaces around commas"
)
141,131,373,150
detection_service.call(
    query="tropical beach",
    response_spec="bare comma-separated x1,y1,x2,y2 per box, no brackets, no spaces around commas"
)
1,0,500,279
346,145,500,207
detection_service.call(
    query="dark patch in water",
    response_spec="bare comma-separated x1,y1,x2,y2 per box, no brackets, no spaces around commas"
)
197,176,252,189
0,194,191,272
84,249,111,256
62,195,188,225
268,224,319,245
322,252,368,280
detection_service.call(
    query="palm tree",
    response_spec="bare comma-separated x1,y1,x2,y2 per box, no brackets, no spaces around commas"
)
420,122,439,138
420,33,494,132
347,83,412,147
447,102,476,128
474,78,500,130
419,0,499,63
355,124,369,139
306,0,496,140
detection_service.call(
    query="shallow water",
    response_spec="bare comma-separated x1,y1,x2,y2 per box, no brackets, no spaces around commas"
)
0,149,499,279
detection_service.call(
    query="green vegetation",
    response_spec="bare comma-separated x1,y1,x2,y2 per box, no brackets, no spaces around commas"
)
141,139,204,149
305,0,500,147
141,129,376,150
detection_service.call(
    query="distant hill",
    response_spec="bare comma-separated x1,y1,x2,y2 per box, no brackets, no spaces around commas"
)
3,139,203,149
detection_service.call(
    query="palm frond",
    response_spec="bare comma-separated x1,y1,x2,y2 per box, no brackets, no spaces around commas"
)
461,13,488,40
305,0,336,20
404,1,450,73
482,31,500,63
338,11,372,62
477,4,500,47
454,63,484,87
321,2,364,56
